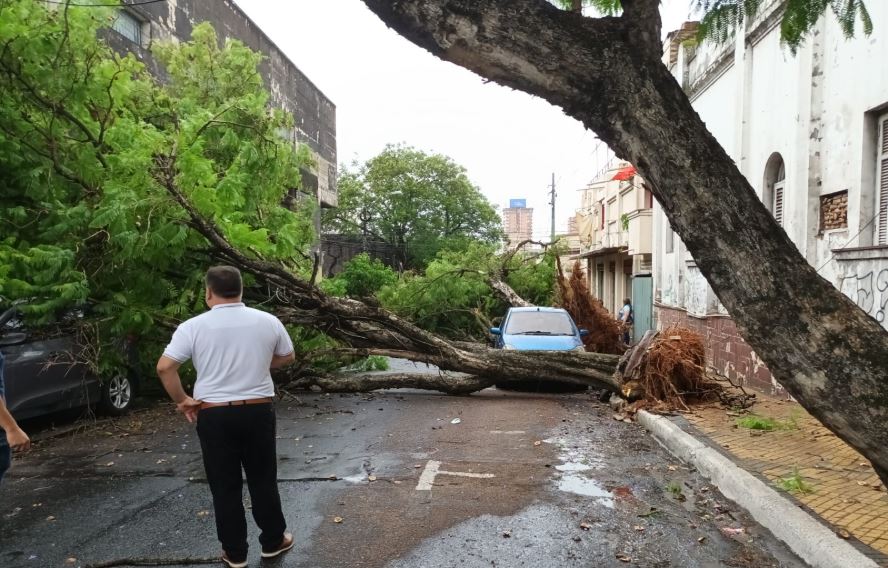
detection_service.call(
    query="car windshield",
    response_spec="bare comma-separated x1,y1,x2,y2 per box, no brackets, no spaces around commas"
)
504,311,575,336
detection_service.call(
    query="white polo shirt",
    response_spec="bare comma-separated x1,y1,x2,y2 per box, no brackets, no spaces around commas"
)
163,303,294,403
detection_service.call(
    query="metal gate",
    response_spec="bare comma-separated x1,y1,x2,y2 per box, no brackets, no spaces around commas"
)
631,274,653,343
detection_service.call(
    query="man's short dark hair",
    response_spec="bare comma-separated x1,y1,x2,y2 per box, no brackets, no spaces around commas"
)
206,266,243,298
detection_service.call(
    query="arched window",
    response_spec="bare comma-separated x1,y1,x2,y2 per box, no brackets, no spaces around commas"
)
763,153,786,225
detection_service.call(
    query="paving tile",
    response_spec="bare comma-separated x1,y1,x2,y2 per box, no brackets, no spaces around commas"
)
686,398,888,556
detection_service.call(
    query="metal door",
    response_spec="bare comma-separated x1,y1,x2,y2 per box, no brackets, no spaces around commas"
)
631,274,653,343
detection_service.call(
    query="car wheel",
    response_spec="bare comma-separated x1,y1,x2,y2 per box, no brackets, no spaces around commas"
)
99,373,134,416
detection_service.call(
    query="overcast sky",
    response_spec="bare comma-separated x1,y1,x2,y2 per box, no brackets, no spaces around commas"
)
236,0,693,239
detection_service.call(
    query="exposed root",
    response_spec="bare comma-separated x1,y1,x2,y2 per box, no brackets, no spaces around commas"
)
620,326,736,412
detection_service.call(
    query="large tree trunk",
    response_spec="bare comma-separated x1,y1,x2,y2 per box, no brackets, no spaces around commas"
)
357,0,888,484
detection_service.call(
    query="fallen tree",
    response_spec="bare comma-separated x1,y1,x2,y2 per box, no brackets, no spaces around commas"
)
357,0,888,487
4,2,886,486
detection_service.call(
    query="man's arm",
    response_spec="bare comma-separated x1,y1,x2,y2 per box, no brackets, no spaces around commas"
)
0,398,29,451
156,356,201,423
270,351,295,369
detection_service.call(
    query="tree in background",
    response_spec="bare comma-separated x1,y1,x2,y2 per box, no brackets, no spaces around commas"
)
323,145,503,268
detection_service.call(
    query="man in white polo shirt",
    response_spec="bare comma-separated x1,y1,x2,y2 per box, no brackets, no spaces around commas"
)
156,266,295,568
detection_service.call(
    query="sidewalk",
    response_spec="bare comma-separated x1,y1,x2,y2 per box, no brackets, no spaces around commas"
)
683,396,888,564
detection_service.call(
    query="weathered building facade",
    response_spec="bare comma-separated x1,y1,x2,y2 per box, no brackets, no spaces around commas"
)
575,162,654,341
105,0,337,207
653,1,888,393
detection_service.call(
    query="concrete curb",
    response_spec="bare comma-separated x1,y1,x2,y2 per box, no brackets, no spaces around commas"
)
636,410,878,568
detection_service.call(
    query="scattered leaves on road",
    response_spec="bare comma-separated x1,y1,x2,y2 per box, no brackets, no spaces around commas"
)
368,475,377,482
333,516,343,524
579,522,592,530
615,552,632,562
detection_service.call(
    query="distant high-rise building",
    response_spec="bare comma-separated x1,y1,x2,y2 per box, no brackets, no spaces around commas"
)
502,199,533,248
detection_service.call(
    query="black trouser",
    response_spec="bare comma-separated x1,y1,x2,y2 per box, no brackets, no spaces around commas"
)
196,403,286,560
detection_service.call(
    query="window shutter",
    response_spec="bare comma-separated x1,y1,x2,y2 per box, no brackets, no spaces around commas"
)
879,117,888,245
774,184,784,225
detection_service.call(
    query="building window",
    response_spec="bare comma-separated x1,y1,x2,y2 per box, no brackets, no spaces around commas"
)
643,187,653,209
820,190,848,232
112,10,143,45
878,114,888,244
763,153,786,225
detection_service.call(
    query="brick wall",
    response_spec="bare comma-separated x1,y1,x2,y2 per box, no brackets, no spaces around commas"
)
656,305,789,397
820,191,848,231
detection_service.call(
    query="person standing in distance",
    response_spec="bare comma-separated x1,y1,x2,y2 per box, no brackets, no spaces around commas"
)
156,266,295,568
618,298,634,345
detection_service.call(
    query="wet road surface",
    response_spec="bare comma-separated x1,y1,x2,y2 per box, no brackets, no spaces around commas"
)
0,388,805,567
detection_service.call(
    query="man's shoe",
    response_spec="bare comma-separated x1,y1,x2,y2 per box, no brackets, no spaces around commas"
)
261,532,294,558
222,551,248,568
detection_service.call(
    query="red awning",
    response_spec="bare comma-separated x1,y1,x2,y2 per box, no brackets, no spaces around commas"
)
611,166,636,181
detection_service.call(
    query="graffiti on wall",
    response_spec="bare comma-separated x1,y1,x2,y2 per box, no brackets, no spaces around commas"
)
839,268,888,325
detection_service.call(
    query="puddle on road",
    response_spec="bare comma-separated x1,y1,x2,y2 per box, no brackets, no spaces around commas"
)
557,476,614,507
545,437,614,508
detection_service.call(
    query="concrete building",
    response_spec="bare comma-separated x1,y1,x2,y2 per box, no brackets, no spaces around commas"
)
575,162,655,341
104,0,337,208
653,1,888,393
502,199,534,248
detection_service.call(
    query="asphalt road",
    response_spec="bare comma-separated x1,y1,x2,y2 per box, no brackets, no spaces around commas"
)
0,388,805,568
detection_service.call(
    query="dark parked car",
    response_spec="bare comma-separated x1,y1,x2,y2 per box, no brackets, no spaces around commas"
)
0,306,139,420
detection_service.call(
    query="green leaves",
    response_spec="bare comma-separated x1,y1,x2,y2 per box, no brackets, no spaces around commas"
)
694,0,873,52
322,253,397,298
323,144,503,269
0,3,315,376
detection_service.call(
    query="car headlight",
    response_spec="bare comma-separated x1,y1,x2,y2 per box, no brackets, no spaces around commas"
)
503,344,517,350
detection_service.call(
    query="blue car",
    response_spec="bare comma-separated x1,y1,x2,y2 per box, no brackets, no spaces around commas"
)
490,307,588,351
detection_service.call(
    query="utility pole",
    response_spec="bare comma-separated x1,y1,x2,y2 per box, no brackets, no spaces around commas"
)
548,172,556,243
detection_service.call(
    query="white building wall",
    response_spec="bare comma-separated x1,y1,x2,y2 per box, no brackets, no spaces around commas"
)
655,1,888,329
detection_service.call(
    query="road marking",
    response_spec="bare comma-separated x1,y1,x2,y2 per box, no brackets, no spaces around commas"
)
489,430,525,435
415,460,495,490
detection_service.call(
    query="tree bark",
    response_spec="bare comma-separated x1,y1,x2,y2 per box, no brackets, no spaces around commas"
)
286,372,495,395
358,0,888,484
487,277,532,307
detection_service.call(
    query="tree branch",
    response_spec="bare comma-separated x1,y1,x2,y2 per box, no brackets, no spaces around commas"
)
621,0,662,52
